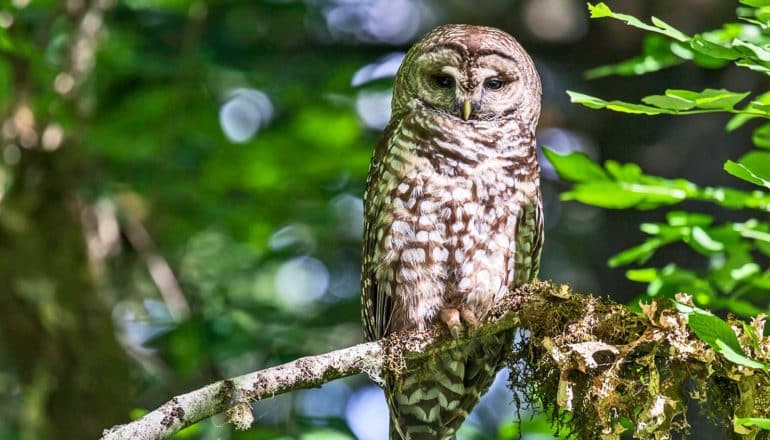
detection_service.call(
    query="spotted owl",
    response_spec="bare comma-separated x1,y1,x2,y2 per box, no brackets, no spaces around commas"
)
361,24,543,439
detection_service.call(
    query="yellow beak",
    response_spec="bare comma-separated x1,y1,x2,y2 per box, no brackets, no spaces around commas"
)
462,100,472,120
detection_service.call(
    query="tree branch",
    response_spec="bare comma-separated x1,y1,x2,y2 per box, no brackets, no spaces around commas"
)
100,342,383,440
101,281,770,440
101,281,535,440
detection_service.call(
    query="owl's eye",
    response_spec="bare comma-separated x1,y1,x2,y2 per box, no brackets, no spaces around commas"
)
483,78,504,90
432,74,455,89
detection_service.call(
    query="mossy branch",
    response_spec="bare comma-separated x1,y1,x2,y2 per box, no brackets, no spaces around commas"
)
100,281,770,440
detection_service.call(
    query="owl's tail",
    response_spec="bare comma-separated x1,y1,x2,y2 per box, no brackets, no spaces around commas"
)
385,331,512,440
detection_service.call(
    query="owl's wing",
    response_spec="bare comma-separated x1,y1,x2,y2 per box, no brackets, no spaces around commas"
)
531,195,544,280
361,120,399,342
512,195,544,287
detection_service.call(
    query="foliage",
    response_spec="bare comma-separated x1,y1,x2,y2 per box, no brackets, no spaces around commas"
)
545,3,770,434
549,2,770,319
3,0,769,438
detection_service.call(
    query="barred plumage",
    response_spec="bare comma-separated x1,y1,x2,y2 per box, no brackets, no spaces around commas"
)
361,24,543,439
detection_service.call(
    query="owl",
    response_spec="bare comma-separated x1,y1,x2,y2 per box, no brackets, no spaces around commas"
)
361,24,543,439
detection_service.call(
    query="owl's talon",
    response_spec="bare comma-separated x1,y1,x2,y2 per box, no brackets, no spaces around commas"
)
460,307,480,333
439,307,463,338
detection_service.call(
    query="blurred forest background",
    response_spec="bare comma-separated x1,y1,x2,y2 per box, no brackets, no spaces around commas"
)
0,0,759,439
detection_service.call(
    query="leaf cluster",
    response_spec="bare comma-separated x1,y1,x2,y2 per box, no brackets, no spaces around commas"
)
545,2,770,434
549,2,770,319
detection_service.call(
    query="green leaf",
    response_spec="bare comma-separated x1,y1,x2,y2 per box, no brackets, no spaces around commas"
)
689,35,742,60
727,114,755,131
740,151,770,179
608,238,667,267
650,265,715,300
667,88,750,109
626,268,658,282
724,161,770,188
640,223,661,234
735,58,770,74
725,154,770,188
758,240,770,256
621,180,691,203
757,7,770,24
585,35,684,79
683,309,768,371
733,38,770,62
735,418,770,430
587,3,689,42
569,88,750,115
722,298,764,317
736,222,770,243
587,2,613,18
650,17,690,42
606,101,669,115
730,262,760,280
741,0,770,7
690,226,725,252
605,160,643,181
752,124,770,149
641,94,695,110
542,148,609,182
696,90,747,109
562,181,644,208
710,243,755,292
566,90,607,109
666,211,713,227
715,339,769,371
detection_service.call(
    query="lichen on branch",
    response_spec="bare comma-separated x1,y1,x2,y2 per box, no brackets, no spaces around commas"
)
101,281,770,440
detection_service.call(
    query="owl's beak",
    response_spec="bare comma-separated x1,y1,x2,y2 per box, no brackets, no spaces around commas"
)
462,100,472,120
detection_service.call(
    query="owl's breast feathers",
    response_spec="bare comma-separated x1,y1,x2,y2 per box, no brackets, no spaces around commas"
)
362,108,542,340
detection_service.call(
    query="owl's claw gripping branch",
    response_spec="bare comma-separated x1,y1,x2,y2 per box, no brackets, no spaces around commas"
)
438,306,480,338
459,307,480,331
439,307,464,338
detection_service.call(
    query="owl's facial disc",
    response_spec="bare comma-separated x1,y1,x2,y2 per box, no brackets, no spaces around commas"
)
413,47,522,120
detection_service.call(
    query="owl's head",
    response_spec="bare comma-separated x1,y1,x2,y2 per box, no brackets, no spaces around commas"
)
392,24,541,128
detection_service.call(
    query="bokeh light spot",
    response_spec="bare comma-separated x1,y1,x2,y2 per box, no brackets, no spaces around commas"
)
523,0,587,43
331,194,364,240
356,90,392,130
351,52,405,87
219,88,273,143
346,385,389,440
274,256,329,307
321,0,430,45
